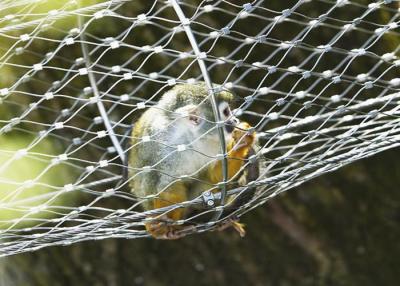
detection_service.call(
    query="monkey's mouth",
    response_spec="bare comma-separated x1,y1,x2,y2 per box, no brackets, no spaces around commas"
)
224,124,235,133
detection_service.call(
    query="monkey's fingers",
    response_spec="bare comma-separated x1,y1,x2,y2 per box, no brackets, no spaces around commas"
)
145,221,167,238
146,221,177,239
232,141,249,151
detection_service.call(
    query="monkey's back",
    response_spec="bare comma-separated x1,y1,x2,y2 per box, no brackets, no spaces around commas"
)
128,108,165,209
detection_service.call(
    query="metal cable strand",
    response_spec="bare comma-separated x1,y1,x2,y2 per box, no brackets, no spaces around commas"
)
170,0,228,222
0,0,400,256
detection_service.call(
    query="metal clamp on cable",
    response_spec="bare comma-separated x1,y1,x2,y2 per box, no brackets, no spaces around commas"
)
202,191,215,207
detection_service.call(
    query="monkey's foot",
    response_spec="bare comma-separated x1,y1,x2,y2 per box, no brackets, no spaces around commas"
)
216,217,246,237
145,220,194,240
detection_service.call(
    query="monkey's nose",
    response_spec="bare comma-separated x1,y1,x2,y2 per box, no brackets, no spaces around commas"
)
225,116,239,133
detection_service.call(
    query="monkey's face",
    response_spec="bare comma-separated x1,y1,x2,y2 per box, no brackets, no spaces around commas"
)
217,101,239,133
184,99,238,141
173,99,237,138
162,84,237,149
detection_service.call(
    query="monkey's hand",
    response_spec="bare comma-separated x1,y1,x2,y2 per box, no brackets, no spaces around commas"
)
209,121,256,184
229,121,256,153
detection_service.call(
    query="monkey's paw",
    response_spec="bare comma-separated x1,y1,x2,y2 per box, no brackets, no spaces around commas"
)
216,217,246,237
145,219,194,240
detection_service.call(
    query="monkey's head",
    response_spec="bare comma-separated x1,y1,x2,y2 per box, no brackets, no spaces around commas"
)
158,83,238,139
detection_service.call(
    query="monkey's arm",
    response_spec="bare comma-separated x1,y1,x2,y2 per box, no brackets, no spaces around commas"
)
208,121,256,186
205,122,259,237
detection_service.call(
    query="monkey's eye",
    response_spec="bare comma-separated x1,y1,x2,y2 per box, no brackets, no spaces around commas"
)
223,107,230,117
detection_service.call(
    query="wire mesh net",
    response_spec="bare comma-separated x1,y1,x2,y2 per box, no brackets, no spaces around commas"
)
1,0,400,256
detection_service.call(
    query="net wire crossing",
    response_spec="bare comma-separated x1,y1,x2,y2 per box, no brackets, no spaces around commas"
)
0,0,399,255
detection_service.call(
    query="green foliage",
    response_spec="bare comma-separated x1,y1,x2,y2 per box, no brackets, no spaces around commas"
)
0,132,76,229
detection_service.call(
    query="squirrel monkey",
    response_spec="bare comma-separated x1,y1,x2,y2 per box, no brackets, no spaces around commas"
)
129,83,257,239
129,83,236,238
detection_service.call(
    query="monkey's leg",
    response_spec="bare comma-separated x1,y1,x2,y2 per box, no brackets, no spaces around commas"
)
145,182,191,239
